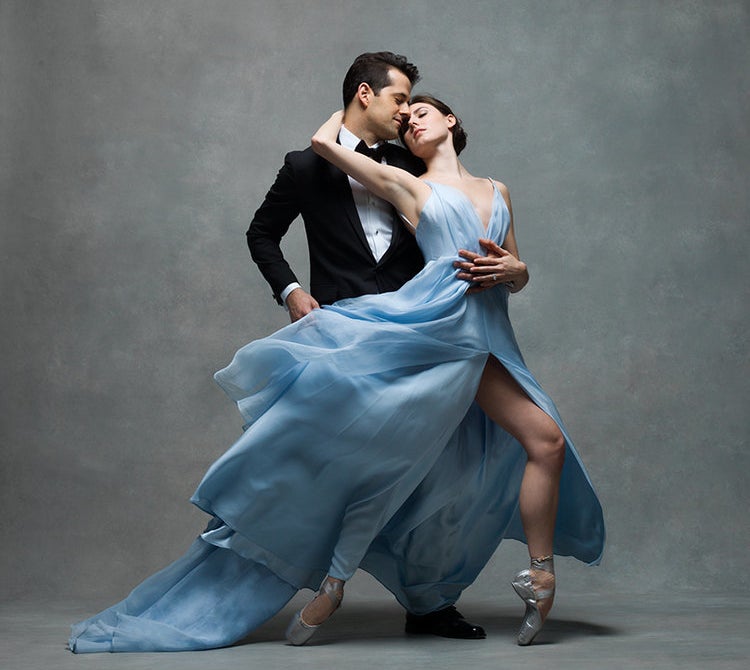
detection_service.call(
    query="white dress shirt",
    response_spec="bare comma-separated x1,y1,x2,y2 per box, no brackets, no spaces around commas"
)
280,125,395,305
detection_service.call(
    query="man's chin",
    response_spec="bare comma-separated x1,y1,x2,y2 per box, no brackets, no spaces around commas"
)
379,125,401,141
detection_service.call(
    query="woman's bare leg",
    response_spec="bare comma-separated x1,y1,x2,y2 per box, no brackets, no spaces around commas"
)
475,355,565,622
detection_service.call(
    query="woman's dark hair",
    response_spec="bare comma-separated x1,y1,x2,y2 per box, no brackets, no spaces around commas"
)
400,94,468,155
342,52,420,106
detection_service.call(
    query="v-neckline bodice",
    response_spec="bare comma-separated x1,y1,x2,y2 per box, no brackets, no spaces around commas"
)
424,179,499,233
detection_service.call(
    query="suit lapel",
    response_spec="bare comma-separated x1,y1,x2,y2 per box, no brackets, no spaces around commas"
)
378,210,409,266
322,141,420,266
377,144,415,265
324,159,376,261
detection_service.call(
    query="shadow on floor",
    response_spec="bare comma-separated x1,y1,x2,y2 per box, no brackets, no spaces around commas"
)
234,600,620,647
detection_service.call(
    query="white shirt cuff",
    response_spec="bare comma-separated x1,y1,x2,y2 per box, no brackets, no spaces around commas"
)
280,282,303,307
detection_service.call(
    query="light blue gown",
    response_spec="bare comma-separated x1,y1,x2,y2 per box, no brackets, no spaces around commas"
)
70,182,604,653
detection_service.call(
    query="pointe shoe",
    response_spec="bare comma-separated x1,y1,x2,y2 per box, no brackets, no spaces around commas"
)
285,577,344,646
511,555,555,646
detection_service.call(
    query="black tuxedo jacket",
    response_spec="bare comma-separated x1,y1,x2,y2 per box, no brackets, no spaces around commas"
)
247,143,426,306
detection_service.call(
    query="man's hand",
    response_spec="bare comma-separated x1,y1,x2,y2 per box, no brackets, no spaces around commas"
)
454,238,528,294
286,288,320,323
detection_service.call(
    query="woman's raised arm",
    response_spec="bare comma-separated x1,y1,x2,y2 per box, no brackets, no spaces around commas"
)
311,112,431,226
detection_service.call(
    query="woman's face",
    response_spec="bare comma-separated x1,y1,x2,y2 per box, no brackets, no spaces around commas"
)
402,103,455,156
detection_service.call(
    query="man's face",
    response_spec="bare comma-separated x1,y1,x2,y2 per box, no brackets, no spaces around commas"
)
364,68,412,141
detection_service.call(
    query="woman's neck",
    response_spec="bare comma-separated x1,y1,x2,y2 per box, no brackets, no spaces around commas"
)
420,141,470,180
422,153,470,181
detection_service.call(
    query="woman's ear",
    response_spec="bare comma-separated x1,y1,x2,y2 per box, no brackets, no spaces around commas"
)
446,114,457,129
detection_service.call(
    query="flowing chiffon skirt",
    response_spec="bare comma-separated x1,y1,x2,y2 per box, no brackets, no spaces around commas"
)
70,182,604,652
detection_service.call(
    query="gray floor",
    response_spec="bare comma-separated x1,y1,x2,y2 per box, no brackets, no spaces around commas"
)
2,590,748,670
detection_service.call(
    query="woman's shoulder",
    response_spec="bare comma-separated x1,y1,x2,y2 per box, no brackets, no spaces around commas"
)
489,178,509,197
489,178,512,212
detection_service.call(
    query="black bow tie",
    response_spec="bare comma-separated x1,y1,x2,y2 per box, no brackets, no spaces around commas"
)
355,140,387,162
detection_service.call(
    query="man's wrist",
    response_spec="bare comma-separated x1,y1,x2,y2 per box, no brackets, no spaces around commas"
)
280,282,302,311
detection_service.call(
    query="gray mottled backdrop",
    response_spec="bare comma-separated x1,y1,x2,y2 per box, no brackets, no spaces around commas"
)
1,0,748,606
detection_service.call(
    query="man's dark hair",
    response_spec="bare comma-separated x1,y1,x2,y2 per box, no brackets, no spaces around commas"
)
342,52,420,107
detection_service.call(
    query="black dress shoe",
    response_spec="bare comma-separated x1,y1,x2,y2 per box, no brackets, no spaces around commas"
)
405,605,486,639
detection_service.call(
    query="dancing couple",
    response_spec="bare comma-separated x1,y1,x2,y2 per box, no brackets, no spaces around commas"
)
69,51,604,654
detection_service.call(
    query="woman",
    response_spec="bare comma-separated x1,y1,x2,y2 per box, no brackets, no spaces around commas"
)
285,97,591,645
70,98,604,653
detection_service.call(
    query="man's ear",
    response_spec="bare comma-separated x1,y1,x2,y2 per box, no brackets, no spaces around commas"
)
356,82,373,109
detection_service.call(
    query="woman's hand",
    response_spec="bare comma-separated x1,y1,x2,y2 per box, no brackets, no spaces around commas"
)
312,111,345,147
454,238,529,293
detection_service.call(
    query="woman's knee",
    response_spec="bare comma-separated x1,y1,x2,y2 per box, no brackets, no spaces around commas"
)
546,427,566,469
529,423,566,470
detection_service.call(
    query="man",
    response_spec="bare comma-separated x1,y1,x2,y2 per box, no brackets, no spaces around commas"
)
248,52,424,321
248,52,500,639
